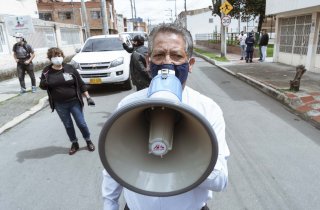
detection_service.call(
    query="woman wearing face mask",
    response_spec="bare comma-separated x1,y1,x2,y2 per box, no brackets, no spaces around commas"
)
39,47,96,155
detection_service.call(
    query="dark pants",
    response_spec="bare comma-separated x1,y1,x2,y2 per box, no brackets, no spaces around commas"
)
246,51,254,62
17,62,36,89
55,100,91,142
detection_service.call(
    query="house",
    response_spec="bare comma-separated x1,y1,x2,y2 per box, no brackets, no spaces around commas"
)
0,0,83,80
37,0,118,35
176,8,258,43
266,0,320,73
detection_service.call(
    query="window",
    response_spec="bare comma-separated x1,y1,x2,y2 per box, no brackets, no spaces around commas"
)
82,38,123,52
91,11,101,19
279,15,311,55
279,17,295,53
58,11,73,20
209,18,213,23
293,15,311,55
39,12,53,21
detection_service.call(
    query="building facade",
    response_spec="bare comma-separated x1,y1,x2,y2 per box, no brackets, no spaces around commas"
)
0,0,83,80
37,0,117,36
266,0,320,73
177,8,258,43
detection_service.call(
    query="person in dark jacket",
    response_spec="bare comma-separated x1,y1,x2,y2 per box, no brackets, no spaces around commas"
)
122,35,151,90
39,47,96,155
259,30,269,62
245,32,255,63
12,32,36,94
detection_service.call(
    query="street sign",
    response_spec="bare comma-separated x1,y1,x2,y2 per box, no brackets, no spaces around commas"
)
4,15,35,36
221,15,231,27
220,0,233,15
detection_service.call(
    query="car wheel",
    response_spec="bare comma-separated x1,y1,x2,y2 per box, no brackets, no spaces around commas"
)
123,76,133,90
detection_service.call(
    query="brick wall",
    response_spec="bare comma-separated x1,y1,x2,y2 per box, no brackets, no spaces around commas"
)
37,0,117,35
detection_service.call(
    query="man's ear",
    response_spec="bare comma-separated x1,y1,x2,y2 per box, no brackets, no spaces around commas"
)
188,57,195,73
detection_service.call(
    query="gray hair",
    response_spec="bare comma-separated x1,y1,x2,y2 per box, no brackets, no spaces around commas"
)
148,23,193,58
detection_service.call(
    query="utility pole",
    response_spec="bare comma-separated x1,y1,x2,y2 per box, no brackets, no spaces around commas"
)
166,0,176,19
220,0,226,57
81,0,90,39
184,0,187,28
165,9,173,23
100,0,109,34
133,0,137,30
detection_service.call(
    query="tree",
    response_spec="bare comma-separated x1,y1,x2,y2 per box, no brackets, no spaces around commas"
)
210,0,266,33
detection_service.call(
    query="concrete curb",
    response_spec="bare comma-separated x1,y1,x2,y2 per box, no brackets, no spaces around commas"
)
0,96,49,135
193,51,320,129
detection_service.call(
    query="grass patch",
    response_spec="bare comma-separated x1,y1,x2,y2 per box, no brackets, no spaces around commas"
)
267,47,274,57
194,48,228,62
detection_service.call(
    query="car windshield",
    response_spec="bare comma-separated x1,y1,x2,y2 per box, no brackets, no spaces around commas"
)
81,38,123,52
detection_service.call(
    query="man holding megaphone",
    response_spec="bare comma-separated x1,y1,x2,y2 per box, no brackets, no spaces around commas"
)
101,23,230,210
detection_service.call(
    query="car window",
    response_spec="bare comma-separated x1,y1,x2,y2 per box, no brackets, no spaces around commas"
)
81,38,123,52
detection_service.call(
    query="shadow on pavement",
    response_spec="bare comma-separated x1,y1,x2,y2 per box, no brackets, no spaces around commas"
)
16,146,69,163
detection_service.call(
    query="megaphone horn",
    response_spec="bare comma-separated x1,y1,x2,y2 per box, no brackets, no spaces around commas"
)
99,70,219,197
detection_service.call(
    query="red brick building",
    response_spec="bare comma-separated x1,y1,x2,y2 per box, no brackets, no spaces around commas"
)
36,0,118,36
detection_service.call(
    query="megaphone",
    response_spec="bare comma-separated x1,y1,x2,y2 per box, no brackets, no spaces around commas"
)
99,69,218,197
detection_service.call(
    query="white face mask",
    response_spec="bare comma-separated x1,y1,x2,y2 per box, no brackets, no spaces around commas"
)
16,38,22,43
51,56,63,65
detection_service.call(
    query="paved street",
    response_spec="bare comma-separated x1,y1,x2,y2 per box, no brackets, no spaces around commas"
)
1,57,320,209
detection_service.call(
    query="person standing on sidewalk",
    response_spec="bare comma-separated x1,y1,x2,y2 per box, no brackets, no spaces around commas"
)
245,32,255,63
237,31,247,60
39,47,96,155
259,30,269,62
12,33,36,94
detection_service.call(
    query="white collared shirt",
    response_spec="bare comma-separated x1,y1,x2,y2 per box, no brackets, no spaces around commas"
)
102,86,230,210
238,34,247,46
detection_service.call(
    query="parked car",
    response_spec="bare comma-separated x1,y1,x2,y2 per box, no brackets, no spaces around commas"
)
70,35,132,90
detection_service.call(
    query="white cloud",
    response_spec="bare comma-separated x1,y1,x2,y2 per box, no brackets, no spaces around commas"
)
114,0,212,24
65,0,213,24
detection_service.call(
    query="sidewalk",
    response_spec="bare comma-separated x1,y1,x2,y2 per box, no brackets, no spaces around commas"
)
194,44,320,129
0,71,48,134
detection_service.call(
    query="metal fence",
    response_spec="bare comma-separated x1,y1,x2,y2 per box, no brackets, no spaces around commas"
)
61,28,81,46
195,33,240,45
24,26,57,49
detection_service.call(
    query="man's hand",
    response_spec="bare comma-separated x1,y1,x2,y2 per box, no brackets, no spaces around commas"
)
87,97,95,106
24,60,30,65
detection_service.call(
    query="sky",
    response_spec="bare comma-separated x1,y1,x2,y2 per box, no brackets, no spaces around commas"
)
69,0,213,24
114,0,213,24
